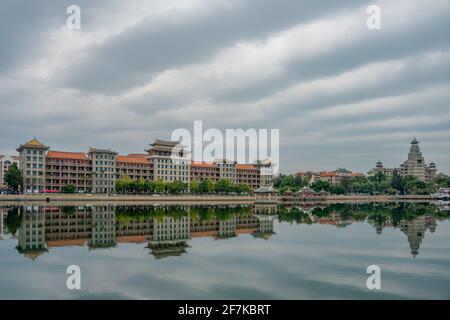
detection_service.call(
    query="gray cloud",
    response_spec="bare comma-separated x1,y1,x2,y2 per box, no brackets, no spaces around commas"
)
0,0,449,174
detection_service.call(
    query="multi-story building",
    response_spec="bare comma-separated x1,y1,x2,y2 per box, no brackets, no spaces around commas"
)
147,139,190,183
17,139,49,193
191,161,261,189
216,159,237,184
191,162,220,182
309,169,363,186
15,138,271,193
0,154,20,187
89,148,118,194
45,151,93,193
116,154,152,181
371,138,438,182
255,159,274,187
236,164,260,190
367,161,397,177
399,138,427,181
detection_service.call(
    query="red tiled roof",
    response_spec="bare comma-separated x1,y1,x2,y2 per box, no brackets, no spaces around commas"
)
116,155,149,164
192,161,217,169
127,154,148,158
236,164,257,170
47,150,88,160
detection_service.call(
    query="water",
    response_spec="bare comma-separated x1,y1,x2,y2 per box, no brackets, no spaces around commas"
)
0,202,449,299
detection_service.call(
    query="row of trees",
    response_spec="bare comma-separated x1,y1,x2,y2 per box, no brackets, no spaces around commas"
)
115,177,252,195
274,171,449,195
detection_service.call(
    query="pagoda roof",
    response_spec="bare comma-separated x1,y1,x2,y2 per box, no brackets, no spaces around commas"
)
17,138,49,151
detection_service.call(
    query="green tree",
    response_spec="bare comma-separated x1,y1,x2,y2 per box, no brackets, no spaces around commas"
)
391,172,405,194
311,180,332,193
61,184,76,193
154,179,165,193
5,207,21,235
190,180,200,194
199,179,214,194
215,179,232,194
4,163,22,193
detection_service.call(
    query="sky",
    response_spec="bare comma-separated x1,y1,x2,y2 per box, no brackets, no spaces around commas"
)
0,0,449,174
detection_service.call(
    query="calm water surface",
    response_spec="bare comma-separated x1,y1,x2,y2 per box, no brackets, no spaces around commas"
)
0,203,449,299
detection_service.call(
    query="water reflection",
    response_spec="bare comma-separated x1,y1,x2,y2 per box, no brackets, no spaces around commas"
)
1,202,449,260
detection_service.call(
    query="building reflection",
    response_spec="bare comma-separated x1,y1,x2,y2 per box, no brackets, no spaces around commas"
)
1,202,448,260
17,207,47,261
400,215,437,258
3,205,275,260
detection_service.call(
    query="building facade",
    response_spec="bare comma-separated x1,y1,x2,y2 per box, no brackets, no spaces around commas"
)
17,139,49,193
147,140,190,183
369,138,438,182
89,148,118,194
0,154,20,188
15,138,272,193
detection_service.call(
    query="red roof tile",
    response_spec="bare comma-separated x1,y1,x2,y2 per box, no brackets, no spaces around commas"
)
47,151,88,160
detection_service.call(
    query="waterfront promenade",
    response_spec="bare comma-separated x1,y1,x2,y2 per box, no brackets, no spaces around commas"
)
0,193,436,206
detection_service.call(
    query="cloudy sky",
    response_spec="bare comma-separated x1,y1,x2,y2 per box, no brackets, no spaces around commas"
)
0,0,449,174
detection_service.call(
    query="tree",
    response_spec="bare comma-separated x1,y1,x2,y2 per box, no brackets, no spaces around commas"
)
154,179,165,193
331,185,346,195
61,184,76,193
391,172,405,195
311,180,332,193
199,179,214,194
190,180,200,194
4,164,22,193
5,207,21,235
215,179,232,194
116,176,132,194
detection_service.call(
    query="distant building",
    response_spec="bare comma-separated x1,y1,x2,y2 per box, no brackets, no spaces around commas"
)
370,138,438,182
17,138,49,193
309,168,363,186
367,161,397,177
0,154,20,187
254,159,274,187
399,138,427,181
15,138,272,193
88,148,118,194
146,139,190,183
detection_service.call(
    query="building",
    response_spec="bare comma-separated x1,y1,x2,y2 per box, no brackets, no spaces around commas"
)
0,154,20,187
255,159,274,187
367,162,397,177
309,169,363,186
254,186,278,204
89,148,118,194
146,139,190,183
15,138,272,193
116,154,152,181
399,138,427,181
45,151,93,193
371,138,438,182
215,159,237,184
236,164,260,190
191,161,219,182
17,139,49,193
191,161,264,190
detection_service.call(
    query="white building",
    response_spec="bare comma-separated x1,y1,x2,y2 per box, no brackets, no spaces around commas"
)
0,154,20,187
